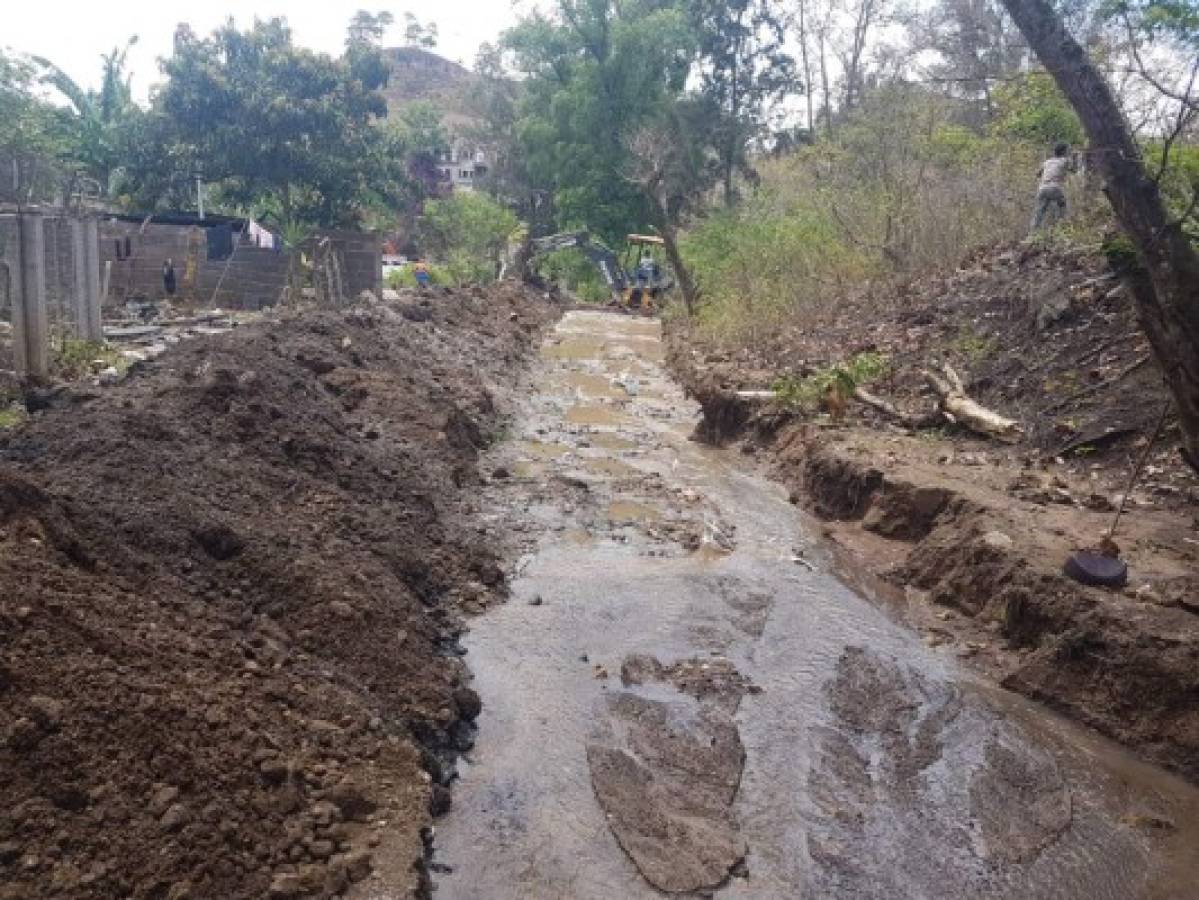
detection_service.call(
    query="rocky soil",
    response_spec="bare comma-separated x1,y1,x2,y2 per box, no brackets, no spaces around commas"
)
0,283,556,899
667,240,1199,781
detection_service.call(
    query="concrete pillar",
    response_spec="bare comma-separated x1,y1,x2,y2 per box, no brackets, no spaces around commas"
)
70,218,88,340
82,217,103,341
12,210,49,378
2,216,23,369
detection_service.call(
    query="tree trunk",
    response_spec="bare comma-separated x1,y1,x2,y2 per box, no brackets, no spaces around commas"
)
723,22,744,208
796,0,816,136
648,190,697,316
660,222,697,317
999,0,1199,469
818,31,834,139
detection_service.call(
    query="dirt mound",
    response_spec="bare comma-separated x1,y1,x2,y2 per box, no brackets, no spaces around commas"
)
0,284,555,899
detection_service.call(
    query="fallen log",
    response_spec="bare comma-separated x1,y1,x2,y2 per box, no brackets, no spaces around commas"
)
851,386,925,428
924,364,1023,440
734,390,777,401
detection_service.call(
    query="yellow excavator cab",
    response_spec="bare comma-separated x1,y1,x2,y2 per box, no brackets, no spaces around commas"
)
621,235,670,314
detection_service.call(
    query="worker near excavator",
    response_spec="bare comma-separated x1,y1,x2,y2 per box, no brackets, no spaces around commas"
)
636,253,659,286
1030,143,1075,232
413,259,431,289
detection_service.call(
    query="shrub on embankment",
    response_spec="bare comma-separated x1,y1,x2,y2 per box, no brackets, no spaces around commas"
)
680,84,1095,341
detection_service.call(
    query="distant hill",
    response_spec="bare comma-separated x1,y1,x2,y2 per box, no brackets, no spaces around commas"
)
381,46,482,133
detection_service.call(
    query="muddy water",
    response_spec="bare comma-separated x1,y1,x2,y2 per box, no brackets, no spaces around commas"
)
432,311,1199,899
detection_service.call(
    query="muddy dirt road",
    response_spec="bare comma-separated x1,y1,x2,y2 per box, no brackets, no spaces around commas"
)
428,311,1199,899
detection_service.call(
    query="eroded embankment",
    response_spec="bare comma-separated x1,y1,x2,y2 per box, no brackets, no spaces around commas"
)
0,285,555,900
667,329,1199,783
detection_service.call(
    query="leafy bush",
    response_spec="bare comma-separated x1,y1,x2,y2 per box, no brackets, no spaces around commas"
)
1148,141,1199,238
535,247,611,302
0,405,26,430
683,86,1048,340
992,73,1084,147
386,264,450,289
773,352,889,411
53,339,126,380
418,192,518,285
683,201,872,339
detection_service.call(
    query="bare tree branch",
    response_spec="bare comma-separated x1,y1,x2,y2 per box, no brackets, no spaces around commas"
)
1122,14,1199,112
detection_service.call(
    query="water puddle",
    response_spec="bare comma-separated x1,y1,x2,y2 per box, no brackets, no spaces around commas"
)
582,458,640,479
518,439,572,459
607,499,661,523
432,310,1199,900
565,404,627,427
564,528,595,546
561,372,623,398
587,433,638,451
544,337,606,359
510,461,543,479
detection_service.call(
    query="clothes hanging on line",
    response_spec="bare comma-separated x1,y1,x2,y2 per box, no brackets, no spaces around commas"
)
247,219,280,251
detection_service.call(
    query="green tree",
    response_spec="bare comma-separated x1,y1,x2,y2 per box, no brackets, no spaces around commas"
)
146,17,398,228
999,0,1199,468
626,98,721,312
346,10,395,91
402,12,439,49
465,42,534,216
501,0,696,244
32,36,140,192
991,71,1084,145
347,10,395,48
690,0,794,206
0,50,77,202
392,101,448,210
419,191,518,283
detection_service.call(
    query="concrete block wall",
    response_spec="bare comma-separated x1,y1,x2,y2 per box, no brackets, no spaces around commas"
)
99,220,290,310
307,230,383,299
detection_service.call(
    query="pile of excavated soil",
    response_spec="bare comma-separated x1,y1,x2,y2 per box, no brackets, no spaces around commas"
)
666,241,1199,781
0,283,556,899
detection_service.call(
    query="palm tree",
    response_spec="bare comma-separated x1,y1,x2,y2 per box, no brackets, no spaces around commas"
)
33,36,139,192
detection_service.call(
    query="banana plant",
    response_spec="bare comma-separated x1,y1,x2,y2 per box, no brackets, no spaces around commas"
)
32,36,139,194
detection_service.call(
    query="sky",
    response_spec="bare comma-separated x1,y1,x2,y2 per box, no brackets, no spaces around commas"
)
4,1,537,100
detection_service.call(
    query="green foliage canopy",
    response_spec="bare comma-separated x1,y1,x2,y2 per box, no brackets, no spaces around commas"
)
991,72,1085,146
501,0,696,244
144,17,401,228
419,191,518,284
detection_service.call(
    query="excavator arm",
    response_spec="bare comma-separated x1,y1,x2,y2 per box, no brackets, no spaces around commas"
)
529,231,628,300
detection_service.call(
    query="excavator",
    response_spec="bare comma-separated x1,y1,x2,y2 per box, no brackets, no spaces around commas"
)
526,231,673,314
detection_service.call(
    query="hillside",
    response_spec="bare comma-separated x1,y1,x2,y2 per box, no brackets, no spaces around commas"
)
381,47,483,133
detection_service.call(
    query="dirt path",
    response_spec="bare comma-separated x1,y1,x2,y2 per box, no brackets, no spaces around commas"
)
429,311,1199,899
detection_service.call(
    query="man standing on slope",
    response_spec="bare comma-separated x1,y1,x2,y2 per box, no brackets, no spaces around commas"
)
1030,143,1074,232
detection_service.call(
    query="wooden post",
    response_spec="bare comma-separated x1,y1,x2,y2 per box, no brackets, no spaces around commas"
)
12,210,49,378
82,217,103,341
